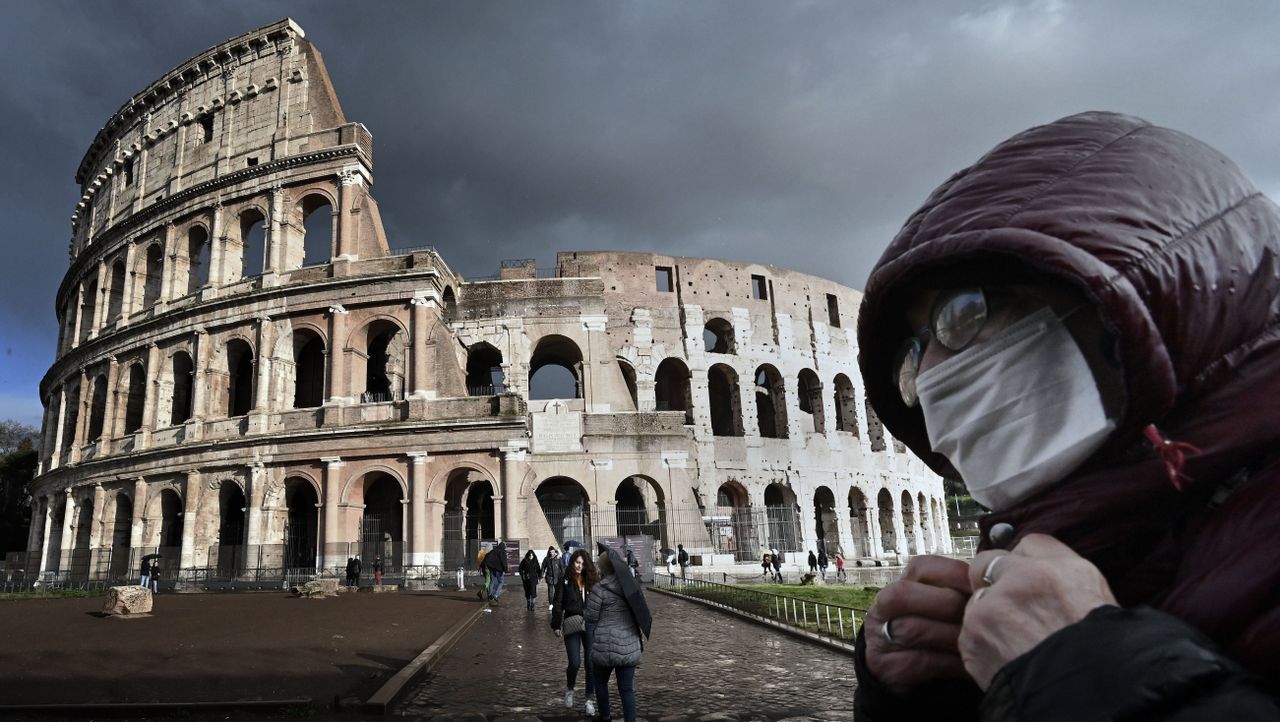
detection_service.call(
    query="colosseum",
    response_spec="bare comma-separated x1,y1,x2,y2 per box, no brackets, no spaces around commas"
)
23,18,949,589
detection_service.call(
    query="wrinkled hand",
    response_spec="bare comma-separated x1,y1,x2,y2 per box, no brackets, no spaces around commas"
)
865,555,973,693
961,534,1116,690
554,629,562,638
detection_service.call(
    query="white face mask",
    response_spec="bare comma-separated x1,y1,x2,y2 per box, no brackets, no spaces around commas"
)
915,307,1115,512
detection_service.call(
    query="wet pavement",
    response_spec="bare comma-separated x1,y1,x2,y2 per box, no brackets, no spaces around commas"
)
394,589,856,721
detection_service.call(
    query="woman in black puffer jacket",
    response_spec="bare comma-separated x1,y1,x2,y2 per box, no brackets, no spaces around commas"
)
585,551,643,722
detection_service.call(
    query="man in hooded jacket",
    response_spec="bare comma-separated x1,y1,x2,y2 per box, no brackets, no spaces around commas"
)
853,111,1279,721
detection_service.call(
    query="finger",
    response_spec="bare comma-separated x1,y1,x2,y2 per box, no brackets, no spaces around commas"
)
879,615,962,652
901,554,972,594
1010,533,1076,559
868,647,971,693
873,579,970,622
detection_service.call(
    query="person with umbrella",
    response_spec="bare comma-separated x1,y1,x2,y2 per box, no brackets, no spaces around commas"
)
586,543,652,722
139,553,160,589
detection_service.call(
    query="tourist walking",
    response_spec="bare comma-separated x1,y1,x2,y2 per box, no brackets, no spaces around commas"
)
771,550,782,583
761,552,772,578
835,551,847,582
373,555,384,586
519,549,541,611
587,546,652,722
807,550,818,577
676,544,689,579
624,546,640,577
345,557,357,587
483,540,507,604
351,555,362,587
551,548,598,717
541,546,561,611
476,548,491,601
853,112,1280,719
817,549,829,580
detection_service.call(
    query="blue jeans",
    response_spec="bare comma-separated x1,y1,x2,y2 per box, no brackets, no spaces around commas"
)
563,624,595,694
592,663,637,722
488,571,505,599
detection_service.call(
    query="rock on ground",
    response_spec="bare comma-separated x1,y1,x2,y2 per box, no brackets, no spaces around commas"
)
102,585,153,615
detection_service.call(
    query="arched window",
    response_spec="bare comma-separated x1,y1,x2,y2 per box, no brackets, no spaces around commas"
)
61,384,81,451
797,368,825,434
170,352,194,425
106,260,126,324
703,318,736,354
707,363,743,436
187,226,210,294
301,195,333,267
866,397,887,452
88,374,109,441
292,331,326,408
654,357,692,424
364,321,406,402
123,363,146,434
617,359,638,411
754,365,788,439
529,335,584,400
79,277,98,343
442,287,458,325
832,374,858,436
225,339,255,417
239,209,267,279
466,343,505,396
141,244,164,309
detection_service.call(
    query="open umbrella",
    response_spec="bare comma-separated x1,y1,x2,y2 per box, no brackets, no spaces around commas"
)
140,553,162,562
598,543,652,639
659,547,676,558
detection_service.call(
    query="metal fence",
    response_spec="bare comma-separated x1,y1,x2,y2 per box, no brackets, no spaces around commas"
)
655,573,864,645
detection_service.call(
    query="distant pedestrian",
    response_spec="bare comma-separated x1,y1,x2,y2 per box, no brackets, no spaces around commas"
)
771,550,783,583
677,544,689,579
541,546,562,611
351,555,362,587
483,541,507,604
808,550,818,576
147,558,160,593
139,556,152,589
552,548,598,717
476,548,490,601
345,557,356,587
834,551,846,582
519,549,541,611
761,553,772,578
587,549,647,722
373,555,384,586
624,546,639,577
456,565,466,590
817,549,829,580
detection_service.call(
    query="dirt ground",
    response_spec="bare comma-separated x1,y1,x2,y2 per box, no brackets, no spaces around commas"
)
0,588,479,717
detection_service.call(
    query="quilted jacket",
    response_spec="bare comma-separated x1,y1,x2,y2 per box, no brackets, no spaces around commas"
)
585,574,642,668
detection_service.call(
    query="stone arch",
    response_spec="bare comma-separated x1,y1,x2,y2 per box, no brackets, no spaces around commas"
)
109,491,133,580
797,368,825,434
211,480,248,576
349,316,408,403
106,258,126,323
763,482,801,552
236,206,268,279
466,342,505,395
79,275,97,343
703,317,736,354
282,327,326,409
355,472,404,569
137,241,165,310
165,350,195,426
535,476,593,547
613,475,666,543
918,491,933,553
901,490,918,555
866,398,887,452
877,488,897,554
121,362,147,435
283,476,320,569
754,364,788,439
832,373,858,436
61,382,81,453
299,192,335,268
529,334,584,400
813,485,839,554
442,286,457,325
439,466,500,570
714,479,757,561
219,338,255,417
847,486,871,558
429,461,500,501
88,372,109,441
655,357,693,424
341,465,409,505
186,224,210,294
707,363,743,436
617,358,639,411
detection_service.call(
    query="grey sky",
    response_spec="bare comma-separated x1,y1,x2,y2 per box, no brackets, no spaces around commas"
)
3,0,1280,427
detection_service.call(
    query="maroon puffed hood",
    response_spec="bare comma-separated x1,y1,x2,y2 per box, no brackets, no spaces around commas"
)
858,111,1280,681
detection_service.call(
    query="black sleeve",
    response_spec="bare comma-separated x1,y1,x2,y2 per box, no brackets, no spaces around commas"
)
982,606,1280,722
853,626,982,722
550,579,564,630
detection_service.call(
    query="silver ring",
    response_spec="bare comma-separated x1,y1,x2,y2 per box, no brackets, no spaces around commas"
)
982,555,1005,587
881,618,896,646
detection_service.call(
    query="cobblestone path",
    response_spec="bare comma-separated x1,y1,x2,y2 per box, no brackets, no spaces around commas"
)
394,589,856,721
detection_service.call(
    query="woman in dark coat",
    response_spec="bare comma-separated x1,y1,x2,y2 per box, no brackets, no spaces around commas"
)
540,546,561,610
853,111,1280,720
518,549,541,611
585,550,645,722
551,548,598,717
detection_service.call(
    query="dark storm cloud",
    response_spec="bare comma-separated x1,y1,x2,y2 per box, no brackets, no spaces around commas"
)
4,1,1280,424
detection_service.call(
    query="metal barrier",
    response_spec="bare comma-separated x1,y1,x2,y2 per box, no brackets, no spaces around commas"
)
655,573,865,644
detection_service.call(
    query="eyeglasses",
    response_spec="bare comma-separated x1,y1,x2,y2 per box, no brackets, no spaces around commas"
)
893,287,990,407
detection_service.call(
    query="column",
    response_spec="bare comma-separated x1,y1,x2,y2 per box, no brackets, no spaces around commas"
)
50,386,67,470
798,488,818,556
321,457,344,570
409,297,431,399
140,343,161,446
130,478,147,552
190,330,209,422
265,184,286,275
38,496,53,575
492,495,505,540
25,496,45,561
890,496,907,559
866,506,883,558
501,448,529,543
207,204,224,288
99,357,121,452
245,462,265,549
335,170,362,260
90,262,107,338
249,316,272,433
89,483,106,579
408,452,429,566
71,285,86,347
326,305,348,404
72,369,91,458
158,222,175,307
121,240,138,323
179,469,201,576
59,490,75,574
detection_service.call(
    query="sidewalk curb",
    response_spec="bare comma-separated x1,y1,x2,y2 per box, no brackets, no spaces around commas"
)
650,586,857,657
365,601,488,713
0,698,313,715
